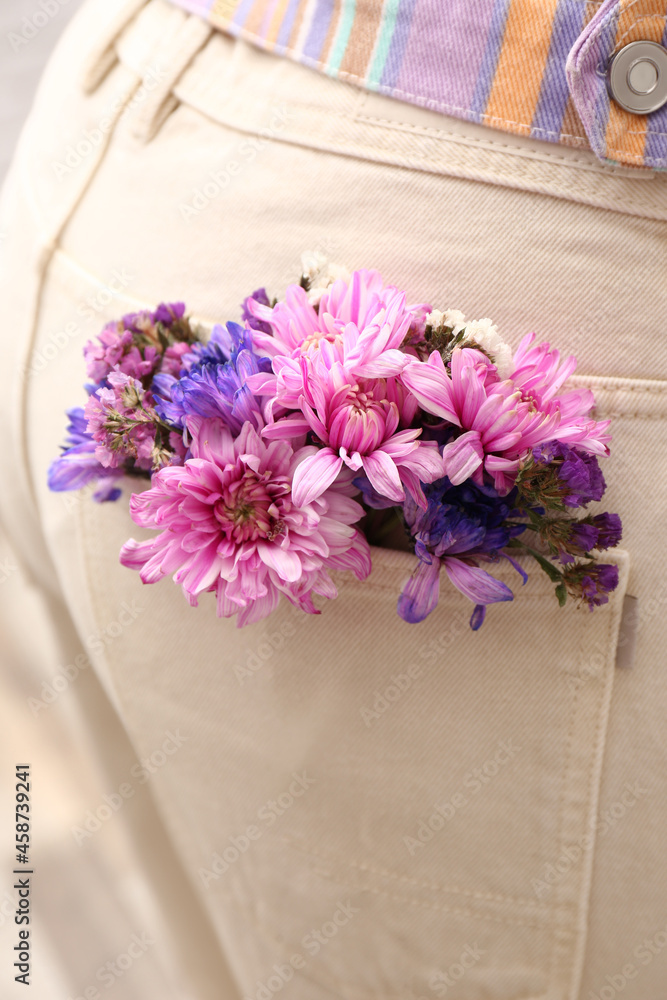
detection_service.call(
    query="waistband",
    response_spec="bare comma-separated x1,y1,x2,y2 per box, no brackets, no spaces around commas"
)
162,0,667,171
105,0,667,220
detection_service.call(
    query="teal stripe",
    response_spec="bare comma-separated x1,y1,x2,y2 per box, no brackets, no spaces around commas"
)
326,0,356,75
366,0,401,90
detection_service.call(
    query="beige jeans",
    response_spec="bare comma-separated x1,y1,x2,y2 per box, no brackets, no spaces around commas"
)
1,1,666,998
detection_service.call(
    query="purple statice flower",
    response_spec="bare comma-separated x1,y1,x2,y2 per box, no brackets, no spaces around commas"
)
591,512,622,549
84,324,135,382
394,477,526,628
120,301,186,333
532,441,606,508
161,341,191,376
47,408,123,502
83,303,190,383
557,520,600,563
554,511,622,564
569,522,599,549
154,323,272,435
85,372,159,471
241,287,274,336
146,302,186,327
563,562,619,609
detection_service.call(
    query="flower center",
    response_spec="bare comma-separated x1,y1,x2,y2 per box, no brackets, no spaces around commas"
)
214,469,283,543
328,383,396,454
300,329,343,353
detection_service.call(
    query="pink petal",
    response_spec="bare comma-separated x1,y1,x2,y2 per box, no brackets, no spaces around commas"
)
292,448,343,507
354,350,410,378
441,431,484,485
215,582,239,618
484,455,522,474
245,371,277,395
361,449,404,503
399,467,428,510
119,537,160,572
400,358,460,424
189,418,235,465
174,543,222,593
325,533,372,580
256,541,302,582
236,586,281,626
261,415,311,440
398,441,445,483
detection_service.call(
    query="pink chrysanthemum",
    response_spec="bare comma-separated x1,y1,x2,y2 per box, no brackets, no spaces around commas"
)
509,333,611,452
247,270,443,507
401,337,611,494
245,268,430,365
119,418,371,626
262,369,444,508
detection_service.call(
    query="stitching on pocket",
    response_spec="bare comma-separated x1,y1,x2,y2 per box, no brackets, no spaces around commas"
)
282,838,548,909
302,867,550,929
546,566,626,991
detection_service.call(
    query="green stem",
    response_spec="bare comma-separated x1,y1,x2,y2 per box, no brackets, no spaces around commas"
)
506,538,564,583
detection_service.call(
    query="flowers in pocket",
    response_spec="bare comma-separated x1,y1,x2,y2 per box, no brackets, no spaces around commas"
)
49,256,621,628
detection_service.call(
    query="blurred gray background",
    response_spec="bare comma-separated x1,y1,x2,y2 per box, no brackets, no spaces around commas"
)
1,0,84,185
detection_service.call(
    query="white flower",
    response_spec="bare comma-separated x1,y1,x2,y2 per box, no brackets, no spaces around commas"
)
425,308,468,333
461,317,513,379
425,308,444,329
300,251,351,307
442,308,466,331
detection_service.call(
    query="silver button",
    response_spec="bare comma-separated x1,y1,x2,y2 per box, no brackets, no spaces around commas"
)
607,40,667,114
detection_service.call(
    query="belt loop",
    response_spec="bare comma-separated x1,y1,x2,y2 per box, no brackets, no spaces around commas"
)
129,15,213,144
79,0,150,95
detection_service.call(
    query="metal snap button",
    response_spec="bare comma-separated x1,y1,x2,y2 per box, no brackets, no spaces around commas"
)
607,39,667,114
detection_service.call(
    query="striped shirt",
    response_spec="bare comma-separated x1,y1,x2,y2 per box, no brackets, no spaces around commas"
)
167,0,667,169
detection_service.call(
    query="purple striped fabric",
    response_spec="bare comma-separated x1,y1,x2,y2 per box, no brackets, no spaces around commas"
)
166,0,667,168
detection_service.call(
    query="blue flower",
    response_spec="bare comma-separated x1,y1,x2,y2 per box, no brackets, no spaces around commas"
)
405,478,525,559
392,477,527,627
153,324,272,435
180,321,256,374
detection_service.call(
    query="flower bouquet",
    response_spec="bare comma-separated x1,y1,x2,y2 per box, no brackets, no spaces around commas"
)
50,256,621,628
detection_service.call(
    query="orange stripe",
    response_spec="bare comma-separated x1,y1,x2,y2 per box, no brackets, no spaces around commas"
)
211,0,241,27
266,0,292,44
288,0,309,49
243,0,267,36
560,94,588,147
484,0,560,137
320,0,343,64
604,0,667,164
339,3,378,79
